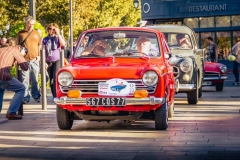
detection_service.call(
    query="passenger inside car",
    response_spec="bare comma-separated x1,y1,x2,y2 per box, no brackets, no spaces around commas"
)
136,36,159,56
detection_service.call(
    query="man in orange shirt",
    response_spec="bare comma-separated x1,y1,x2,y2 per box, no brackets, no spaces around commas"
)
17,16,42,104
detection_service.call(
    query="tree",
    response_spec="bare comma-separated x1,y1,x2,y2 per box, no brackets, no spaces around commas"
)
0,0,10,36
9,21,47,38
1,0,141,40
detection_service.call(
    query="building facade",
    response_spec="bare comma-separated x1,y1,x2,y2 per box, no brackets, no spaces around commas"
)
141,0,240,61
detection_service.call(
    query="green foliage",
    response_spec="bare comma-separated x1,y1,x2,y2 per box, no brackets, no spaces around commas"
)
9,21,47,38
1,0,141,42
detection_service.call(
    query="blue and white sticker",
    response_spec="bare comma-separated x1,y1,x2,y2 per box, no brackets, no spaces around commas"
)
98,78,135,96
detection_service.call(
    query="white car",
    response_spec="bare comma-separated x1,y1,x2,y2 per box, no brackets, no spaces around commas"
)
146,25,204,104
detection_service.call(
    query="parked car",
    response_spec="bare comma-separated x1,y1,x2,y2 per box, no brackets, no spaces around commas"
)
203,62,227,91
146,25,204,104
54,27,175,130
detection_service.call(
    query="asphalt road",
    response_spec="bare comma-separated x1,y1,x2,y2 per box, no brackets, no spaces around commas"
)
0,72,240,160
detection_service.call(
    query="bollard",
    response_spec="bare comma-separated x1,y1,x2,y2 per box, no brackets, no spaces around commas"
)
17,65,23,115
40,48,47,110
60,49,65,68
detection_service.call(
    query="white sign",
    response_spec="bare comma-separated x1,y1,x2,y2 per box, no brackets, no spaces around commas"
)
189,4,227,12
98,78,135,96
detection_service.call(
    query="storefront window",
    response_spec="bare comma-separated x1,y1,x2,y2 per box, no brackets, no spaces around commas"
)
217,32,231,60
233,31,240,44
200,32,215,49
216,16,230,27
184,18,199,28
232,16,240,27
199,17,214,28
155,20,182,25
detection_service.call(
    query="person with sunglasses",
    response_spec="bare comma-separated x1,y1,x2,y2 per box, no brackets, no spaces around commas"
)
42,23,66,99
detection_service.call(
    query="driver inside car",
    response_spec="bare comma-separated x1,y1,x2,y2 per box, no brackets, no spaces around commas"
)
136,36,159,56
176,34,192,48
81,39,107,56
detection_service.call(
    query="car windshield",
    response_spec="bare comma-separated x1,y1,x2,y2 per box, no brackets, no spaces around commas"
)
74,30,161,58
163,33,192,50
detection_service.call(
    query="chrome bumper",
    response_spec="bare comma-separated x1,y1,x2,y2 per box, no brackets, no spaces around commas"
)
203,76,228,81
178,84,195,91
54,96,165,105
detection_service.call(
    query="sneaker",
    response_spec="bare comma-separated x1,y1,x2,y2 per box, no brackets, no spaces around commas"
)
34,98,40,103
22,99,29,104
232,82,240,86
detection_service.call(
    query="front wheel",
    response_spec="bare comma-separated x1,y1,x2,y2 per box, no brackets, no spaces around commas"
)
187,76,199,104
56,105,74,130
155,102,168,130
216,82,224,91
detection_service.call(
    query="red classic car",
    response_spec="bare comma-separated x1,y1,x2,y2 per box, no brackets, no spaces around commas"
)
54,27,175,130
202,62,227,91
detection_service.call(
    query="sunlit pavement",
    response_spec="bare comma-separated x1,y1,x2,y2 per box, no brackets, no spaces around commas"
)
0,73,240,160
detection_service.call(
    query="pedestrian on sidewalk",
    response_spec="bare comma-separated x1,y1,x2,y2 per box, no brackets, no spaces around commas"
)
17,16,42,104
42,23,66,98
206,37,218,62
231,37,240,85
0,38,28,120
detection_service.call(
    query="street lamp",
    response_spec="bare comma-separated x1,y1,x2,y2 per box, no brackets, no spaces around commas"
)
133,0,139,9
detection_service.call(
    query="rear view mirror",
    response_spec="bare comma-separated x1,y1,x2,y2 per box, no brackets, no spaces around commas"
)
113,33,126,39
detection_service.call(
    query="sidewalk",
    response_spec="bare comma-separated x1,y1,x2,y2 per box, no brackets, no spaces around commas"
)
0,89,55,124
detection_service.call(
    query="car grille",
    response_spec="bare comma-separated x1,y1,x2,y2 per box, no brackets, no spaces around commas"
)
204,72,220,78
60,79,157,94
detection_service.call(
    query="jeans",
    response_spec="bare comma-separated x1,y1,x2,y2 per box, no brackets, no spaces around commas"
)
0,88,5,112
21,59,41,101
0,78,25,114
47,60,60,98
233,61,240,82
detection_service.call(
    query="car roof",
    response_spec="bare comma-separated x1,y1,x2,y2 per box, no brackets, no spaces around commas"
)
145,25,193,35
83,27,163,34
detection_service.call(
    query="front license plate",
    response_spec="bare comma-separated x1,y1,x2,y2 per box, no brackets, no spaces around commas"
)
202,81,212,85
86,98,126,106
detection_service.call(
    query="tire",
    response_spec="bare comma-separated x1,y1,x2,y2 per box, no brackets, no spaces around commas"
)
155,102,168,130
216,82,224,91
168,102,174,118
187,76,199,104
56,105,73,130
198,85,202,98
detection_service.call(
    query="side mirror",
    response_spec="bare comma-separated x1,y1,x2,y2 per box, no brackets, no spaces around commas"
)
165,52,172,59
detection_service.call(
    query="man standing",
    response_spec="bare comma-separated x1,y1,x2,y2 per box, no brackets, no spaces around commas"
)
17,16,41,104
207,37,218,62
231,37,240,85
0,38,28,119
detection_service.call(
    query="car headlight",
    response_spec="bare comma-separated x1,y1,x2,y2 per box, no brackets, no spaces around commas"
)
169,56,180,65
58,71,73,86
142,71,158,86
220,65,227,73
180,60,192,72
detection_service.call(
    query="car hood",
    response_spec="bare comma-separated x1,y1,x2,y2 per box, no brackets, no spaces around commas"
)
170,49,194,57
63,59,163,79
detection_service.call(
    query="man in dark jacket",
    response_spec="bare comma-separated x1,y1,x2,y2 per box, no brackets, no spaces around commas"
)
0,38,29,120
